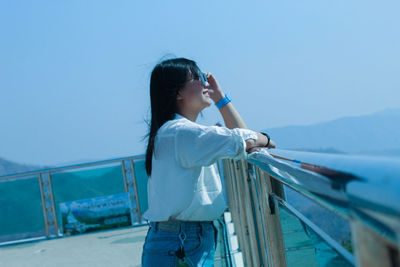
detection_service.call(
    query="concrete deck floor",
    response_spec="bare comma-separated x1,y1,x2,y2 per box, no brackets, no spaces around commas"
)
0,225,148,267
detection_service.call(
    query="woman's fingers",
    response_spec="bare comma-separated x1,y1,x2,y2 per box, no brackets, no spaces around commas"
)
248,147,262,153
205,73,220,89
203,72,225,103
205,72,215,87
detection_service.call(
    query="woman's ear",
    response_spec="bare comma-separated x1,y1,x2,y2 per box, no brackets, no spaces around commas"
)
176,91,183,101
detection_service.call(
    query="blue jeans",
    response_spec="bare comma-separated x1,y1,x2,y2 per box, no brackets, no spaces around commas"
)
141,221,218,267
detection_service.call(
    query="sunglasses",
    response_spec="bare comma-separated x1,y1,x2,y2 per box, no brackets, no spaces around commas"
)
198,71,208,86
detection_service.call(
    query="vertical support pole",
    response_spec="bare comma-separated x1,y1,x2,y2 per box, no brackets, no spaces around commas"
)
223,159,253,267
246,162,271,266
233,159,255,267
256,168,287,267
237,160,262,267
350,218,399,267
38,172,59,237
121,159,142,224
254,164,274,263
130,159,142,221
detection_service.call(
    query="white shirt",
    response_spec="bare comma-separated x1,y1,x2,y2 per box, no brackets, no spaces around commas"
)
142,113,259,222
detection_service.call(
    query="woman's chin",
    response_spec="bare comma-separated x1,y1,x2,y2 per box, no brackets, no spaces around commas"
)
200,102,212,111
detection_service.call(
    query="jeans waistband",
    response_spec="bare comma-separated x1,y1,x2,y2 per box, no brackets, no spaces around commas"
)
150,220,213,234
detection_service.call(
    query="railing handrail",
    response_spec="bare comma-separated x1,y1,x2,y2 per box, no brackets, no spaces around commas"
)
0,154,146,181
2,149,399,266
247,148,400,244
223,148,400,266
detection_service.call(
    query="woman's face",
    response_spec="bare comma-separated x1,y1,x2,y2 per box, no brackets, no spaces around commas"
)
177,70,212,112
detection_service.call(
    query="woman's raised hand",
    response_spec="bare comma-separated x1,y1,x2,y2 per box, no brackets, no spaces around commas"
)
205,73,225,104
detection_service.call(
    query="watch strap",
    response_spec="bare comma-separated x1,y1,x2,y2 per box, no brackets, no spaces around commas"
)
215,94,231,109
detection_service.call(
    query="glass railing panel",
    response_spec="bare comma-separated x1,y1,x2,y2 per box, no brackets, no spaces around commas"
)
278,202,353,267
51,162,127,235
133,159,148,214
0,176,45,243
284,185,353,252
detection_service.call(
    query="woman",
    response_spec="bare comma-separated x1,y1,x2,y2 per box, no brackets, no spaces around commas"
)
141,57,275,266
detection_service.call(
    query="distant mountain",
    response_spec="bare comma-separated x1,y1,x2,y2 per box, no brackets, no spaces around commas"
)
0,156,109,177
49,158,103,167
0,157,52,177
263,108,400,156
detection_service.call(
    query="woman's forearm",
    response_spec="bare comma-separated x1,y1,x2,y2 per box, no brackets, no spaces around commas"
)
214,92,248,129
206,73,274,150
214,92,269,148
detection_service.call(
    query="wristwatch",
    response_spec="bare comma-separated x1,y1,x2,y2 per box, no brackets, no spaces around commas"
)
260,132,271,147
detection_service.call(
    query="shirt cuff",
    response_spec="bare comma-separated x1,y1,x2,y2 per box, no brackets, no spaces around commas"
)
233,128,258,142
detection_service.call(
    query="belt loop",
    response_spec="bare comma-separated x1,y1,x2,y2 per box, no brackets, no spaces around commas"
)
212,221,218,249
200,221,205,236
154,222,159,232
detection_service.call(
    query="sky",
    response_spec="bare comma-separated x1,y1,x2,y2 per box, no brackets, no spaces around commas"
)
1,0,399,166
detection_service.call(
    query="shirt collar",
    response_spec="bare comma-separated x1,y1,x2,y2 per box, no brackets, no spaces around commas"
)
174,113,185,120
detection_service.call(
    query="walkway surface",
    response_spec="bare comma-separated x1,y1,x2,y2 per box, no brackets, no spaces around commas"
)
0,225,148,267
0,220,228,267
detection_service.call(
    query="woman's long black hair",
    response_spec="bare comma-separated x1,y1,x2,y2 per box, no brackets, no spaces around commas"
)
144,57,202,177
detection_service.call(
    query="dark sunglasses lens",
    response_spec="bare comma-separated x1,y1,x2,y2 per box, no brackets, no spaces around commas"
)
199,72,208,85
203,73,208,82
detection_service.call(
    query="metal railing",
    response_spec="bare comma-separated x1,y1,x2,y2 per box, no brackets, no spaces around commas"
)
0,155,147,246
221,148,400,267
1,149,399,267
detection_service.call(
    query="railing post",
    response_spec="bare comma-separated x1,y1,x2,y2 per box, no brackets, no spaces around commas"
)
38,172,59,237
237,159,262,266
243,161,271,266
256,167,287,267
350,218,399,267
223,159,288,267
223,159,254,266
121,160,142,224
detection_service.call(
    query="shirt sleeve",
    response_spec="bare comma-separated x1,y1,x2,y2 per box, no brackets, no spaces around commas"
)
175,123,259,168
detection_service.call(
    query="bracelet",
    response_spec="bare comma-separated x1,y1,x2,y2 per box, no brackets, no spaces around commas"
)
260,132,270,147
215,93,231,109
